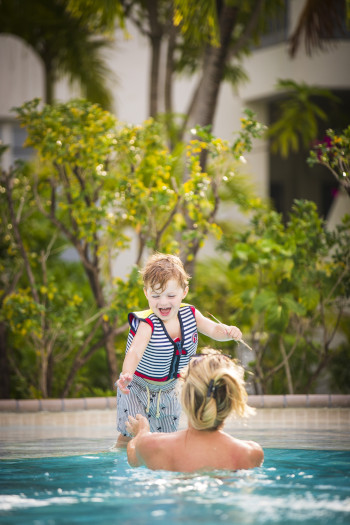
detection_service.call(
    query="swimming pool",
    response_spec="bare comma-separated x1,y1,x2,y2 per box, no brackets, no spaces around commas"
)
1,448,349,525
1,401,349,524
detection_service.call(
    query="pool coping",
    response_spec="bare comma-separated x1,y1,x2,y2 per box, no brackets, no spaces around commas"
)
0,394,349,412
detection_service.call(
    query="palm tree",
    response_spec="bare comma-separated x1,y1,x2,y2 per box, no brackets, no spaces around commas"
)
118,0,281,147
266,1,349,159
289,0,349,57
267,79,340,158
0,0,115,108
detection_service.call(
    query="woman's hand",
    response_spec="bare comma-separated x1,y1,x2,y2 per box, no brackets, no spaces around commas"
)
126,414,150,437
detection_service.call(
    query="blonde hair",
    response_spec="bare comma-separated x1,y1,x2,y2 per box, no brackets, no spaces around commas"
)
141,253,190,292
180,348,254,431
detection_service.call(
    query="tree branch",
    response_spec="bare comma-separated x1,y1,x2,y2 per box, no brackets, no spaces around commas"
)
265,327,303,382
228,0,265,59
155,194,182,249
2,171,39,303
61,317,128,397
33,173,96,273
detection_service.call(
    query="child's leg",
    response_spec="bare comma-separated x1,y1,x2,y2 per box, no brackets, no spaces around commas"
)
114,433,131,448
147,388,182,433
116,383,148,438
116,380,182,441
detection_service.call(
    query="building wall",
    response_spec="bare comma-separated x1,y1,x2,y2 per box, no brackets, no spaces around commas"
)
239,0,350,223
1,0,350,272
2,2,349,181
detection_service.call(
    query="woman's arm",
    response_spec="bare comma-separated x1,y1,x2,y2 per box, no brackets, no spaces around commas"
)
195,309,242,342
117,322,152,394
126,415,153,467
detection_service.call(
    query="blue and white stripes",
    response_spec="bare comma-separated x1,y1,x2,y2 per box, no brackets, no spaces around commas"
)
126,304,198,381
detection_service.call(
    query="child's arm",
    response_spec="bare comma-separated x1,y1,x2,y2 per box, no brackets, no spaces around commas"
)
116,322,152,394
195,309,242,341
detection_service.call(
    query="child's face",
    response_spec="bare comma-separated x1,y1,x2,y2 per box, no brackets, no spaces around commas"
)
144,278,188,322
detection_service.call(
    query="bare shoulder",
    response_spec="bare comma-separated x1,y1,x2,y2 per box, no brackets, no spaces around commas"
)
132,432,177,470
220,433,263,470
236,438,264,469
136,320,153,337
131,320,152,346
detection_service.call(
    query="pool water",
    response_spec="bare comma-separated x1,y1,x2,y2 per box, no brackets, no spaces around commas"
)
1,449,349,525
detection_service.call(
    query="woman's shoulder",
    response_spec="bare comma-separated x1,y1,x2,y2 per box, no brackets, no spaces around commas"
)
228,435,264,469
139,431,181,470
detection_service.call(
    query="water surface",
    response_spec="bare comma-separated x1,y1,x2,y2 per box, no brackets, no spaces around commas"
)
1,449,349,524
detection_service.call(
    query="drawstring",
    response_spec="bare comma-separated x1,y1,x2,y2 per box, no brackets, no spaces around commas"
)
145,385,162,419
146,385,151,415
156,390,161,418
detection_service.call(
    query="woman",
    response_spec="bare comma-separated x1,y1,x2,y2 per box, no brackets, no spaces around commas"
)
126,349,263,472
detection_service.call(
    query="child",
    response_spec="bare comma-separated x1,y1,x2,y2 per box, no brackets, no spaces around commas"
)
126,349,263,472
115,253,242,446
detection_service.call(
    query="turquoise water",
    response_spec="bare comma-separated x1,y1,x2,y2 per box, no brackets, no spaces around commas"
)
1,449,349,524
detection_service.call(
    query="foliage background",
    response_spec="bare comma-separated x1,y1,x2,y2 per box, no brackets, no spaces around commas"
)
1,98,349,399
1,1,349,398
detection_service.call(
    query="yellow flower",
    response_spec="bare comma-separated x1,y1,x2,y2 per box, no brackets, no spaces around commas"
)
173,10,183,27
72,294,83,304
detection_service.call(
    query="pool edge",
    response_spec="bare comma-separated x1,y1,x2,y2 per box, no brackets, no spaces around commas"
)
0,394,350,412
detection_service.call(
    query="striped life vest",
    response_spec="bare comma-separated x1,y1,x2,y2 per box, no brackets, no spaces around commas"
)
126,303,198,382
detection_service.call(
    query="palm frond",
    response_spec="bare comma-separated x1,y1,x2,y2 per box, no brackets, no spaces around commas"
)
289,0,347,57
0,0,115,108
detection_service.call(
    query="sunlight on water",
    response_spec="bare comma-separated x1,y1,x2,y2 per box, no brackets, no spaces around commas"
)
0,449,349,525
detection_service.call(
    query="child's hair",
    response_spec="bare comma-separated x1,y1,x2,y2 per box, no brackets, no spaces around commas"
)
141,253,190,292
180,348,254,431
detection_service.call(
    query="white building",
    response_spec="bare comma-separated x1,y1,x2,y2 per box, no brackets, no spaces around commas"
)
1,0,349,253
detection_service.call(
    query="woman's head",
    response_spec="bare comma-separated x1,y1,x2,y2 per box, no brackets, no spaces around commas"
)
180,348,254,431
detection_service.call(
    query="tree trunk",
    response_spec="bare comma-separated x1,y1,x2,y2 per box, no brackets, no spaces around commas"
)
60,321,128,397
40,347,48,398
146,0,163,117
165,23,176,114
43,58,54,105
304,355,330,393
185,0,265,154
47,350,54,397
103,321,118,389
83,264,118,388
254,348,266,394
187,5,239,133
0,322,11,398
279,336,294,394
149,35,162,116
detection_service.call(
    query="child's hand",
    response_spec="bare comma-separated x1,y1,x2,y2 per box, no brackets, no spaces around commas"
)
116,372,133,394
224,325,242,341
126,414,150,437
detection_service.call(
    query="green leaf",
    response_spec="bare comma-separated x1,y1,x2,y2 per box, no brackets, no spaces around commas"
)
253,290,277,313
281,294,306,315
265,302,289,332
299,287,320,311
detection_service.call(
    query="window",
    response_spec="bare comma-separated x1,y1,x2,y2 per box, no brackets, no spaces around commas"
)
12,123,33,162
256,3,289,49
0,121,34,169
